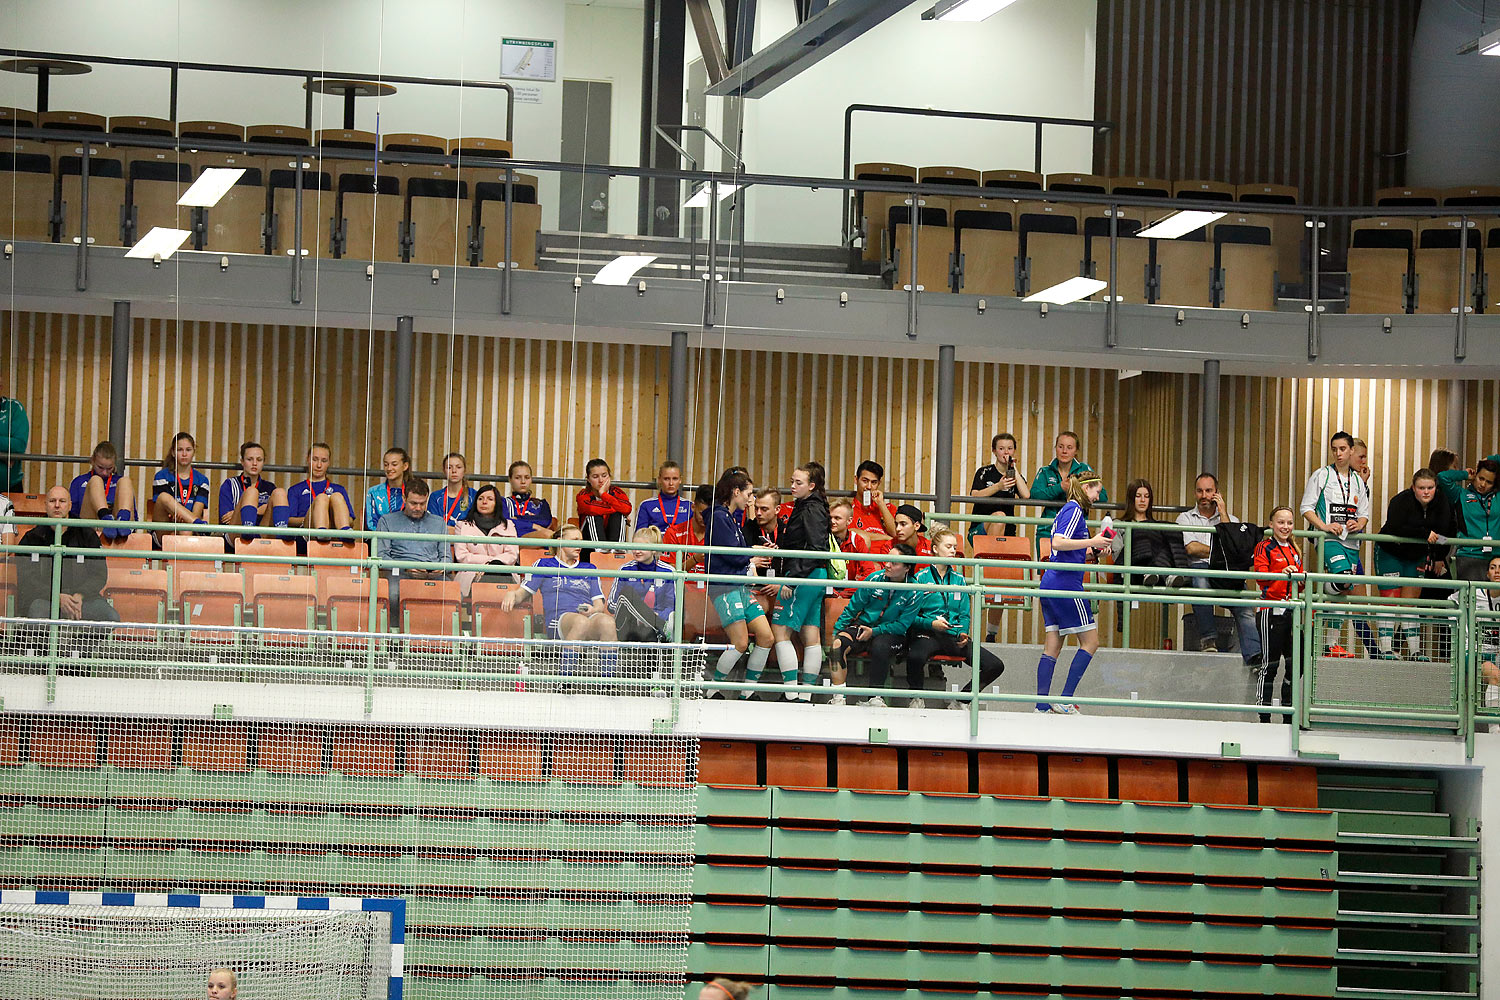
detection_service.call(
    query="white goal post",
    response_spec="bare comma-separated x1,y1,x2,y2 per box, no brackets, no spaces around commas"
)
0,891,403,1000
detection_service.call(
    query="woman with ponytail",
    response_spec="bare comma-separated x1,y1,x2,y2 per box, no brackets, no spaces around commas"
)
1034,473,1111,715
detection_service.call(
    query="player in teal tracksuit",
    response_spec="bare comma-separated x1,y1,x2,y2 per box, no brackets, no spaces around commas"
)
827,542,924,706
1031,432,1108,537
1438,456,1500,581
905,529,1006,707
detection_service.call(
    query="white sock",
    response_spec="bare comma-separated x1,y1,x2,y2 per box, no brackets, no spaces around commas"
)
774,640,799,684
714,648,741,680
801,644,823,687
746,645,771,677
1486,683,1498,708
1404,626,1422,656
1325,626,1342,648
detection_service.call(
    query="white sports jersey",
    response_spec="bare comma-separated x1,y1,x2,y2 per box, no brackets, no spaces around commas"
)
1299,464,1371,545
0,493,12,538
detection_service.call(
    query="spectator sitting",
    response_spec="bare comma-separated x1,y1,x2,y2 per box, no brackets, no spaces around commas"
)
828,498,876,597
363,446,410,529
635,461,693,533
1031,431,1107,535
826,543,924,707
375,477,450,608
576,458,633,552
68,440,137,539
19,486,119,624
608,526,677,642
1176,472,1260,664
428,451,476,526
504,460,558,538
849,460,898,537
502,524,616,642
1111,478,1187,585
452,484,519,598
969,432,1029,538
906,529,1005,709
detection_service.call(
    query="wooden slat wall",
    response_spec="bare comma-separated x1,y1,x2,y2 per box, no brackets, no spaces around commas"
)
3,311,111,489
1094,0,1418,206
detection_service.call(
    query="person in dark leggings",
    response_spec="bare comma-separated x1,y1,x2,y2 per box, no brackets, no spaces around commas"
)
1252,506,1303,723
826,544,923,707
905,528,1006,710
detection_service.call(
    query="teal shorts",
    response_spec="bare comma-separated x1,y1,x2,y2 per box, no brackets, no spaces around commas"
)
712,586,767,627
771,568,830,630
1373,547,1423,581
1322,540,1363,575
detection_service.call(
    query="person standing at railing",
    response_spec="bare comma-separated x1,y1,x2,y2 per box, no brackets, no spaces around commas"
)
1453,554,1500,719
1035,474,1111,715
150,432,210,536
1300,431,1375,658
702,469,776,698
1031,432,1108,537
363,447,410,530
17,486,119,624
906,529,1006,710
1177,473,1260,664
770,462,832,703
1374,468,1454,661
827,543,923,708
68,441,137,539
1252,506,1302,723
0,374,28,493
969,432,1029,539
1437,457,1500,582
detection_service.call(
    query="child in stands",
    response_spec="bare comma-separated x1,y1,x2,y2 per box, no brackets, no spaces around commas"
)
428,451,476,526
287,442,356,533
1252,505,1303,723
505,460,558,537
69,440,137,539
635,460,693,533
364,446,411,529
503,524,615,641
217,441,290,540
576,458,633,547
151,431,210,533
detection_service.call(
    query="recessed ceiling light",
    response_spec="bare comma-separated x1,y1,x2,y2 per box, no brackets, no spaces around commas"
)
1136,210,1225,240
922,0,1022,21
1023,276,1108,305
124,227,192,260
593,254,658,285
177,167,246,208
683,182,741,209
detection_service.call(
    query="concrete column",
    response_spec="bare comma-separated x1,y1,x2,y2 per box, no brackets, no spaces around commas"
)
108,301,131,452
392,317,414,452
668,330,688,468
1200,359,1221,476
934,345,955,513
1448,379,1468,460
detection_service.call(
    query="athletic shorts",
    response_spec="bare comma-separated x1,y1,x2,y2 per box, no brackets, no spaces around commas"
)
1322,540,1362,576
771,568,829,630
1040,592,1096,635
1373,547,1423,582
712,586,767,627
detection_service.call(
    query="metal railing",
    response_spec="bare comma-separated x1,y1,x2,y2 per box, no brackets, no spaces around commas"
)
4,510,1499,752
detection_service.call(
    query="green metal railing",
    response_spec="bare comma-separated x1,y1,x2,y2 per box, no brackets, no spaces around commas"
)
2,511,1498,751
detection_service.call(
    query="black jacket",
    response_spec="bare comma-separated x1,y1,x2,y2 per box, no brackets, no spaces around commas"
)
778,494,832,578
1209,521,1265,573
17,524,108,608
1124,520,1191,571
1378,489,1456,564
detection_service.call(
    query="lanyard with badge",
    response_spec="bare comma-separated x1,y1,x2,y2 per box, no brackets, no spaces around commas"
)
177,472,196,507
1478,490,1494,552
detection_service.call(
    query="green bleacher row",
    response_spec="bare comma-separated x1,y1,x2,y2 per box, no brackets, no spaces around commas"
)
0,110,542,268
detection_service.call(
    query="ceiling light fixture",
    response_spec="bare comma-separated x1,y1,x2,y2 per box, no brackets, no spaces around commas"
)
1136,210,1225,240
921,0,1022,21
124,227,192,261
1023,276,1108,305
1458,25,1500,54
592,254,658,286
177,167,246,208
683,182,742,209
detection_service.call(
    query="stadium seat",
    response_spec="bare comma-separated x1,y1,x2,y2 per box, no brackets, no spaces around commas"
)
699,739,758,785
39,110,106,133
404,165,469,266
1256,763,1318,808
1236,182,1303,284
103,567,168,640
1374,186,1440,208
1440,185,1500,208
821,596,849,637
57,144,125,248
235,536,298,578
970,533,1031,607
178,120,245,144
621,739,693,787
6,492,47,516
177,570,245,642
267,161,332,258
0,562,14,617
1109,176,1171,198
30,719,98,768
0,718,17,767
1485,220,1500,313
977,750,1039,797
181,722,251,772
470,581,530,653
409,732,473,780
891,218,953,291
246,124,312,146
329,727,400,777
315,128,377,153
1117,756,1180,803
1186,759,1248,805
1347,217,1416,314
1151,229,1216,307
162,535,227,589
449,136,514,160
474,173,541,269
679,583,726,643
517,543,548,567
1211,213,1277,310
836,745,898,791
1015,201,1084,296
1045,172,1108,194
954,200,1018,295
1085,210,1151,303
553,738,619,785
0,140,56,242
257,724,326,775
308,538,368,598
334,160,404,261
107,721,173,770
853,162,917,263
1045,754,1107,798
192,152,267,255
475,732,548,782
917,165,980,188
0,107,35,129
906,748,968,793
399,577,462,651
110,115,174,138
765,743,828,788
1172,178,1235,202
249,574,317,637
383,133,447,157
1412,217,1479,315
980,168,1043,192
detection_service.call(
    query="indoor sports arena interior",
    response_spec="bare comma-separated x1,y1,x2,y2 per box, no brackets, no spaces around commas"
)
1,0,1499,998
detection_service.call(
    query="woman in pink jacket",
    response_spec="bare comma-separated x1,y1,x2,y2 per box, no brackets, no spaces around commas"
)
453,484,520,597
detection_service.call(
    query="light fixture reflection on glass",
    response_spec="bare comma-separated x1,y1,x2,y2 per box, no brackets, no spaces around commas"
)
1136,210,1226,240
922,0,1022,21
592,254,658,285
177,167,246,208
1022,276,1108,305
124,227,193,261
683,182,741,209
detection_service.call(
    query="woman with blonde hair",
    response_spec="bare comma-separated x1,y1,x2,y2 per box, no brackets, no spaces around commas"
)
1034,474,1112,715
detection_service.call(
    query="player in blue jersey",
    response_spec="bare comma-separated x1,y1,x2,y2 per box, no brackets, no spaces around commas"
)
363,446,410,528
504,459,558,537
634,461,693,533
428,451,476,526
286,442,356,534
217,441,290,543
151,432,211,534
1035,472,1112,714
702,469,778,697
501,524,615,640
69,440,137,539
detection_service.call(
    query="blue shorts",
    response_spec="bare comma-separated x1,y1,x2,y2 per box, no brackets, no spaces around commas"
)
1040,593,1096,635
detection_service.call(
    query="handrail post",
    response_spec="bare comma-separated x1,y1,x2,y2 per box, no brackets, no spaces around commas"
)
1121,523,1132,648
1105,205,1119,347
46,526,64,703
704,178,719,327
290,154,305,304
906,188,919,339
1461,580,1475,756
501,165,515,315
364,536,382,718
968,583,982,736
1288,577,1302,752
1456,215,1470,362
1306,214,1322,360
75,137,91,291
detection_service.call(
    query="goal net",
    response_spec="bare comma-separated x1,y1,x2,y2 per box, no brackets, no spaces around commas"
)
0,894,397,1000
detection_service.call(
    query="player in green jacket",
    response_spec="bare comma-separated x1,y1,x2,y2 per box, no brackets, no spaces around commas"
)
826,543,923,707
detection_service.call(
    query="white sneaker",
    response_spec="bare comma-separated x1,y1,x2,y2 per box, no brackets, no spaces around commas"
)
907,698,926,710
1051,703,1081,715
1486,684,1499,709
783,679,800,701
827,692,847,707
863,696,886,708
1034,706,1052,714
948,698,968,710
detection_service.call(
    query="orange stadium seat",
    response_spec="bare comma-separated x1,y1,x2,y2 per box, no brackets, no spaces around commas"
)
181,722,251,772
1347,217,1416,314
977,750,1039,797
258,724,327,775
699,739,758,785
177,569,245,642
836,745,898,791
236,536,298,579
1186,759,1248,805
1117,756,1180,803
553,737,619,785
107,720,173,770
1413,217,1479,315
476,732,548,782
399,577,462,651
30,719,98,768
970,533,1031,607
470,581,531,653
1257,763,1318,808
249,573,317,638
103,567,168,640
330,726,399,777
765,742,828,788
907,748,968,793
1046,753,1107,799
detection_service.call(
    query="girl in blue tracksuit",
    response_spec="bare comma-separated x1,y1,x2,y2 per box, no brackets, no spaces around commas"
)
702,469,776,698
1035,472,1111,714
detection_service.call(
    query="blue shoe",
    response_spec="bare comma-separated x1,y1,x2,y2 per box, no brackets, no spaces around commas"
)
98,511,119,541
113,510,135,539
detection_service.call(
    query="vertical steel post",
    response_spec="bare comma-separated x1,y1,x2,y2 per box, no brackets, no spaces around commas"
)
1456,216,1470,361
1307,215,1321,359
704,180,719,328
392,317,414,451
75,139,90,291
668,330,688,466
290,155,305,304
1106,206,1119,347
1200,359,1221,476
502,166,515,315
108,301,131,451
906,192,919,339
934,345,955,513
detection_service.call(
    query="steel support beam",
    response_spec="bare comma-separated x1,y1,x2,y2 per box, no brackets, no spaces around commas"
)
108,300,131,451
1200,358,1221,476
934,344,955,513
392,316,414,451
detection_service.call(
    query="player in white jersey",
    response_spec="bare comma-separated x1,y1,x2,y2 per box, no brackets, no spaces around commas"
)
1299,430,1376,657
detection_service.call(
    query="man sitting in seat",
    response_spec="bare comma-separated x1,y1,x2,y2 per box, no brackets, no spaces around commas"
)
825,543,923,707
374,478,449,610
829,498,875,598
18,486,120,624
663,484,713,572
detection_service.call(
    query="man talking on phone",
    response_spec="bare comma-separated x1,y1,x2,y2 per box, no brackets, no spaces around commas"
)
1176,473,1261,664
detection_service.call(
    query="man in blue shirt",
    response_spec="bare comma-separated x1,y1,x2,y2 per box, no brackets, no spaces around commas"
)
634,461,693,533
375,478,450,611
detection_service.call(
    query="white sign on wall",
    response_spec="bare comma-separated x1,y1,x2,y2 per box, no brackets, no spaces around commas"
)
501,38,556,82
